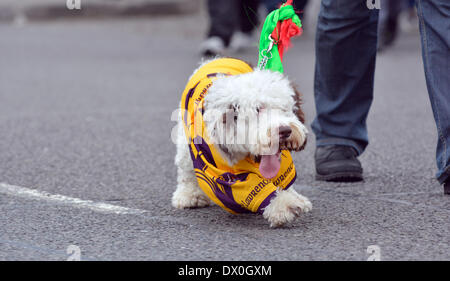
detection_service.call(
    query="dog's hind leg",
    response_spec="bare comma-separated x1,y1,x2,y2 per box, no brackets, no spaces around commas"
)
172,115,212,209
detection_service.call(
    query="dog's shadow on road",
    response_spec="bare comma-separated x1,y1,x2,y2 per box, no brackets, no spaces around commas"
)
172,205,314,230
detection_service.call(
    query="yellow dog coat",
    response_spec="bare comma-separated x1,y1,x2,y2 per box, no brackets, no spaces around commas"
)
180,58,297,214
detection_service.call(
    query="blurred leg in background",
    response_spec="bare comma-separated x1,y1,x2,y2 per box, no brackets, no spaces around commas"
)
264,0,308,17
229,0,260,52
201,0,260,56
378,0,406,51
312,0,379,182
416,0,450,192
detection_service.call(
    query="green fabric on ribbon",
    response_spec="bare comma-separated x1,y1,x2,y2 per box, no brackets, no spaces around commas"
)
257,4,302,73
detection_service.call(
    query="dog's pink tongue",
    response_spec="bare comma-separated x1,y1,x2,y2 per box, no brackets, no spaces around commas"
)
259,153,281,179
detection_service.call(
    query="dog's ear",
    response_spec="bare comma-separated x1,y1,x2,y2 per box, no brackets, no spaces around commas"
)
290,83,305,124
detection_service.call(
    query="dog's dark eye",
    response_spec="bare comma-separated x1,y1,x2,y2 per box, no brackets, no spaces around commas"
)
256,107,260,114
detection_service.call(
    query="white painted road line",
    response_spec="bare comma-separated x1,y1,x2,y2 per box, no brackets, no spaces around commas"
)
0,183,147,215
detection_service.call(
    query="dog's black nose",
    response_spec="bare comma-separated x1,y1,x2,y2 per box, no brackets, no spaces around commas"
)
279,126,292,139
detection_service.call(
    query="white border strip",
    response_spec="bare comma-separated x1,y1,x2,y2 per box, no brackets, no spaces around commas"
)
0,183,146,215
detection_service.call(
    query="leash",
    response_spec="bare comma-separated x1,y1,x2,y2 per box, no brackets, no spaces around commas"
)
257,0,303,73
258,35,275,70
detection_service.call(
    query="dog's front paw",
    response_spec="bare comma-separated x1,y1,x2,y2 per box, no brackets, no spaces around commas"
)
290,190,312,213
172,186,212,209
263,189,312,228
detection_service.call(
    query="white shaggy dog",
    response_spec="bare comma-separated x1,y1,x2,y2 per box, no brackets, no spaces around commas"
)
172,58,311,227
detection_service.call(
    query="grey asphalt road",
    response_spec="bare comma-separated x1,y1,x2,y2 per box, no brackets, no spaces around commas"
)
0,13,449,261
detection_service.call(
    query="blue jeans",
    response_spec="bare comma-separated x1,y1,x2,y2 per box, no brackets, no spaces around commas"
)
311,0,450,184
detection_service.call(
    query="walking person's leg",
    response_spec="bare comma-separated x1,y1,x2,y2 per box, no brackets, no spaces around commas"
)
264,0,308,17
201,0,239,56
416,0,450,193
312,0,379,181
229,0,260,51
378,0,405,51
238,0,260,34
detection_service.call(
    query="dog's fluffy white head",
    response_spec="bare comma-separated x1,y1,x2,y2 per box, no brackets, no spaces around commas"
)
203,69,307,179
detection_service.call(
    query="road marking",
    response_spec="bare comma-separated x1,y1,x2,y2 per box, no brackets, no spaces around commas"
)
0,183,146,215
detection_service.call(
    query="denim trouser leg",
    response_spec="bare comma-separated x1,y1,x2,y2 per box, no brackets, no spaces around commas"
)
416,0,450,184
312,0,379,155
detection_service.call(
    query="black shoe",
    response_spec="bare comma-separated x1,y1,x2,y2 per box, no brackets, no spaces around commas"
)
315,145,363,182
444,180,450,195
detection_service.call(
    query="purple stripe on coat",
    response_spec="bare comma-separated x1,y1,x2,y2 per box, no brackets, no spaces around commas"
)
183,81,200,125
256,171,297,214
